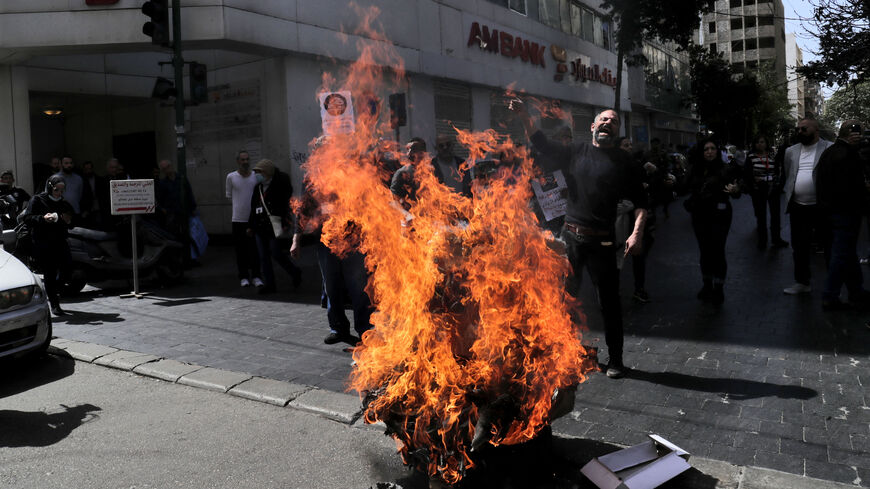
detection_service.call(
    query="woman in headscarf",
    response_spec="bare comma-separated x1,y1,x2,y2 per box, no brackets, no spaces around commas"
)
22,175,74,315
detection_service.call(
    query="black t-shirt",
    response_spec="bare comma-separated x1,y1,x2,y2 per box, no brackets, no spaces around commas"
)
531,131,647,231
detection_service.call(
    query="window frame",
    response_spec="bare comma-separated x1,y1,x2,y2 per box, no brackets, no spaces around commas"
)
508,0,527,15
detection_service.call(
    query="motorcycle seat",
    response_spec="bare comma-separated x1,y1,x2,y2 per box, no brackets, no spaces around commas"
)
69,227,118,241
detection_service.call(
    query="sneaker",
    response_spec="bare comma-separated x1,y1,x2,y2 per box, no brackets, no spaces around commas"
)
323,332,359,345
605,364,626,379
240,278,251,287
253,277,264,288
633,289,650,303
783,283,812,295
51,305,67,316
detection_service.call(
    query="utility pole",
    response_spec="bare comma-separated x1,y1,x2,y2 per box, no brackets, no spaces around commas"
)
171,0,190,259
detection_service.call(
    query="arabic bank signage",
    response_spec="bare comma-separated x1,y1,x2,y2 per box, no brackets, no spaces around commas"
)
466,21,616,88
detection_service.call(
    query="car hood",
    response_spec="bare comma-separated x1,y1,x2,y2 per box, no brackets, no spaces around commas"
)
0,248,36,289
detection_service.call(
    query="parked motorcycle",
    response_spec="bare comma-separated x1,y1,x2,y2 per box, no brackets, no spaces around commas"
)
64,218,185,293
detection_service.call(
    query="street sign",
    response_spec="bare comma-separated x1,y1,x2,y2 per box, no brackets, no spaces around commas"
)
110,179,155,215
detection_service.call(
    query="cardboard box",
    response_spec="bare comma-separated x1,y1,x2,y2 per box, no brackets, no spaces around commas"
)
581,434,691,489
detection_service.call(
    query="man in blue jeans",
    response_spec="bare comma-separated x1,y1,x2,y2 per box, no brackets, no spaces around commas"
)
815,120,869,310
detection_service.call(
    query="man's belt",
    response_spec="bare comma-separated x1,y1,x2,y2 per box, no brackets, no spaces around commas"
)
564,222,610,236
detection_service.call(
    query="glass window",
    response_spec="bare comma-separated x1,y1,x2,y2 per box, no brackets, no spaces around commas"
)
709,22,716,33
593,15,603,47
601,18,612,51
582,8,594,43
509,0,526,14
729,0,741,7
539,0,561,29
744,0,755,4
744,38,757,49
731,40,744,51
745,16,756,28
759,36,775,48
758,15,774,25
731,18,742,30
710,42,717,54
570,2,582,37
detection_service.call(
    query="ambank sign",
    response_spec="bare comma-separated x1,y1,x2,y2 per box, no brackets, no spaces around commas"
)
466,21,616,88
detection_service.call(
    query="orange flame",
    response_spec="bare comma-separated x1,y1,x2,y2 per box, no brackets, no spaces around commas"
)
301,8,596,484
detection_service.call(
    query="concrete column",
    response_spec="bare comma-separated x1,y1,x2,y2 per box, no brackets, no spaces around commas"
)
0,65,32,191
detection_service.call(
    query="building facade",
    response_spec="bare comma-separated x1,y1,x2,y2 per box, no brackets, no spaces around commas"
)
0,0,629,234
785,32,805,120
701,0,786,82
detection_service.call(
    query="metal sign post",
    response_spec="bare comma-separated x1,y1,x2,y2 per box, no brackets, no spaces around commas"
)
109,179,156,299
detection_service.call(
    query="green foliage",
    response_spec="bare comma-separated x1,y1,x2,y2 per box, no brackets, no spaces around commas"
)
797,0,870,87
599,0,713,112
821,82,870,128
686,48,791,146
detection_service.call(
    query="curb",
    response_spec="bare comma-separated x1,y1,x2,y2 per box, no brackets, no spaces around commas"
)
47,338,864,489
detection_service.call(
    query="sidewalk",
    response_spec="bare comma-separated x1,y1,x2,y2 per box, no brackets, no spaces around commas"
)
51,195,870,487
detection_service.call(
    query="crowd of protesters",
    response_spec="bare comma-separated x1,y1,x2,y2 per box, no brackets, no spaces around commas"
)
5,106,868,377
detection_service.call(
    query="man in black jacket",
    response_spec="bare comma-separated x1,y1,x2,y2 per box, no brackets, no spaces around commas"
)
511,101,647,379
247,159,301,294
815,120,868,310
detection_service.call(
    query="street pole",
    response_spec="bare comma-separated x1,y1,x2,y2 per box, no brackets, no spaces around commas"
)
172,0,189,265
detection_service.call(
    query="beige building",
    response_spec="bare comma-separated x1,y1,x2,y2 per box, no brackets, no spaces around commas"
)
701,0,787,82
785,32,805,120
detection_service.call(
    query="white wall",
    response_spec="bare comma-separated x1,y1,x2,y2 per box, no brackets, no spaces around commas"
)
0,66,33,190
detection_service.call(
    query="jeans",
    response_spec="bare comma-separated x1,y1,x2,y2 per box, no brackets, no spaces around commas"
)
750,183,783,243
564,229,623,366
232,222,260,280
822,213,864,302
255,232,300,288
691,206,732,282
316,243,372,337
788,202,828,285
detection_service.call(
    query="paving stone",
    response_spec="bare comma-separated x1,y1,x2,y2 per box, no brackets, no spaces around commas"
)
177,367,253,393
804,460,860,485
780,437,829,462
58,340,118,362
758,420,803,439
742,466,860,489
828,447,870,470
132,359,204,382
684,457,740,489
288,388,363,424
94,350,161,370
752,449,805,476
228,377,311,406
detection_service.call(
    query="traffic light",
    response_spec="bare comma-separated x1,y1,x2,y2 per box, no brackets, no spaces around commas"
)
189,62,208,104
141,0,169,46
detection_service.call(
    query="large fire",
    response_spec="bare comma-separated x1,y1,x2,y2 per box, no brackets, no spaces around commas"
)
300,8,597,485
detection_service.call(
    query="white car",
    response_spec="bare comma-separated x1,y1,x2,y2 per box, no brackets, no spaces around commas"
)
0,242,52,360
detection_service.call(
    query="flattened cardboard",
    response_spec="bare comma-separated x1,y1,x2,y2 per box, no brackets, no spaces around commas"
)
581,434,691,489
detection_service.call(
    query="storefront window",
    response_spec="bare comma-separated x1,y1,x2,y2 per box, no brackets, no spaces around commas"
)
509,0,526,15
539,0,561,29
582,8,594,43
601,18,612,51
570,2,582,37
593,16,603,47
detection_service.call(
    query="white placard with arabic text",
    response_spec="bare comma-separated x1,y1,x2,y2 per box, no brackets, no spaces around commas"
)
110,179,155,215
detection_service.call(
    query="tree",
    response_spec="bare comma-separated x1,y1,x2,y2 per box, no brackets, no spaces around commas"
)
750,61,793,143
821,81,870,128
797,0,870,87
599,0,713,113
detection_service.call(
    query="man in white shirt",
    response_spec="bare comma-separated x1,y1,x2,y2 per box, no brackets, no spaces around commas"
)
226,150,262,287
781,117,834,294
